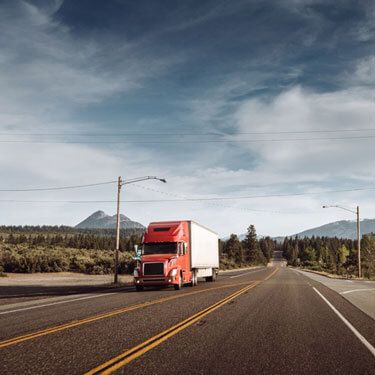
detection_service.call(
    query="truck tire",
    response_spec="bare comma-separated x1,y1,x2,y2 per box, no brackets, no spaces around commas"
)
135,285,144,292
174,273,183,290
189,270,197,287
205,269,217,282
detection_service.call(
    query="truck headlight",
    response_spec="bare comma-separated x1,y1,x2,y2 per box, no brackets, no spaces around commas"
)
170,268,178,277
133,269,139,277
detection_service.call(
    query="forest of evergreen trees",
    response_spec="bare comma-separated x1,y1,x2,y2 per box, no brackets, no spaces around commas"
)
221,224,374,278
0,224,374,277
220,225,276,269
282,234,375,278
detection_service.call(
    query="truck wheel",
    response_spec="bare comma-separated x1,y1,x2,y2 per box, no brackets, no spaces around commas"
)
135,285,144,292
193,270,198,286
205,269,217,282
189,270,197,287
174,273,183,290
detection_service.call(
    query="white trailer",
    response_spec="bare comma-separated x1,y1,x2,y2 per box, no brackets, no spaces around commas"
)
189,221,219,281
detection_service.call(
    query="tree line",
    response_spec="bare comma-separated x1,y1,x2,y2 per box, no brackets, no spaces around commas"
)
0,233,142,252
0,225,144,236
282,234,375,278
1,224,374,277
220,225,276,268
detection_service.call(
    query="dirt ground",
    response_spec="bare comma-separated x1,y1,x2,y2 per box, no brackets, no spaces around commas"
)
0,272,133,286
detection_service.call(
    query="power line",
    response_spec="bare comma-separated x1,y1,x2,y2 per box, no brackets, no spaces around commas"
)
1,128,375,136
128,184,302,214
1,135,375,144
0,180,117,192
0,185,374,202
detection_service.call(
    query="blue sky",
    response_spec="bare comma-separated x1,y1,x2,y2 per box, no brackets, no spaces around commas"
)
0,0,375,236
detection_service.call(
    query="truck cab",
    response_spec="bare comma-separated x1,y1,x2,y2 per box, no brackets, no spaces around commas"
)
134,220,219,291
133,221,193,291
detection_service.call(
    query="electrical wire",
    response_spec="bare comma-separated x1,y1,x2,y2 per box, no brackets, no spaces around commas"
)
0,135,375,144
1,127,375,136
0,185,374,202
0,180,117,192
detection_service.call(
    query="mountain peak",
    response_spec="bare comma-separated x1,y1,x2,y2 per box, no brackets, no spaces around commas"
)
75,211,145,230
88,210,107,220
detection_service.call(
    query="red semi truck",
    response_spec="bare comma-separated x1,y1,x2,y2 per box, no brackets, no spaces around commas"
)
133,221,219,291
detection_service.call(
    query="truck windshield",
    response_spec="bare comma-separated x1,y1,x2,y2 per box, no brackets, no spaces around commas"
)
143,242,177,255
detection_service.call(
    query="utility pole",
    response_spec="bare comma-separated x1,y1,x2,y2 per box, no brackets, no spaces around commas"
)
323,204,362,278
112,175,167,284
114,176,122,284
357,205,361,278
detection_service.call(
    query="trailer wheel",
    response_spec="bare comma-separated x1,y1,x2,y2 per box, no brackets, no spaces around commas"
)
135,285,144,292
205,269,217,282
174,273,183,290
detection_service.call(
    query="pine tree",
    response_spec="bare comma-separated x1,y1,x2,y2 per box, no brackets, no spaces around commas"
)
243,225,266,264
225,234,244,264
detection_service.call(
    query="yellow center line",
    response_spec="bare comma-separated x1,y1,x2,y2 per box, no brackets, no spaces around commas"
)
0,273,271,349
85,267,279,375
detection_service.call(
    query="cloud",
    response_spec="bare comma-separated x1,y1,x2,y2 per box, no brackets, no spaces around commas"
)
353,56,375,86
234,86,375,175
0,0,182,132
1,1,375,237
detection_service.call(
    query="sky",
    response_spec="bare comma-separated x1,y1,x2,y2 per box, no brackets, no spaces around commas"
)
0,0,375,237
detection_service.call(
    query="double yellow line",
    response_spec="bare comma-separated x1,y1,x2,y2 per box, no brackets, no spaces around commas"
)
85,283,257,375
86,268,279,375
0,282,252,349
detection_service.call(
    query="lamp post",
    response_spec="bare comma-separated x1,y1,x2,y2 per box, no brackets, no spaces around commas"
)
322,205,361,278
114,176,167,284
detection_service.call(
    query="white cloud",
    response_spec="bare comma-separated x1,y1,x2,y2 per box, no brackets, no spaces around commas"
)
1,1,375,238
353,56,375,86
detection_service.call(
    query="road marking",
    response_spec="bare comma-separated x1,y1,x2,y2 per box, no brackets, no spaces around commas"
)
340,288,375,295
0,281,255,349
229,268,265,279
85,284,256,375
313,287,375,358
0,292,124,315
85,267,279,375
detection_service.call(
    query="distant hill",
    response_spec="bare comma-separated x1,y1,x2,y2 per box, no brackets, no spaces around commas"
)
75,210,145,230
287,218,375,240
225,218,375,243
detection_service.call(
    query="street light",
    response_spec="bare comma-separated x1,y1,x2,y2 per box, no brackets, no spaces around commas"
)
114,176,167,284
322,204,361,278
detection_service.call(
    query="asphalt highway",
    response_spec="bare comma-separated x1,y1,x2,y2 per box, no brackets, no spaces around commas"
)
0,266,374,374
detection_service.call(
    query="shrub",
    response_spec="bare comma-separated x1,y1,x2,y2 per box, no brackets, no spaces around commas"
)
0,244,134,275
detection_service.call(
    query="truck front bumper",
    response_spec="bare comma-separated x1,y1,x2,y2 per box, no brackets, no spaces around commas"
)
134,277,177,286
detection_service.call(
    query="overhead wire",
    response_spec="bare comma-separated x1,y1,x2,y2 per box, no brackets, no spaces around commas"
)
0,180,117,192
1,135,375,144
0,185,374,203
1,127,375,136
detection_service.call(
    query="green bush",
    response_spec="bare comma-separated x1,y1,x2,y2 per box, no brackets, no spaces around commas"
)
0,244,134,275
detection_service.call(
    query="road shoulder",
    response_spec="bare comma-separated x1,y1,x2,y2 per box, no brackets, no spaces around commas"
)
293,268,375,320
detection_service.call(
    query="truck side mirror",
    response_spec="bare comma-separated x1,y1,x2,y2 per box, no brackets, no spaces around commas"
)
134,245,142,257
183,242,187,255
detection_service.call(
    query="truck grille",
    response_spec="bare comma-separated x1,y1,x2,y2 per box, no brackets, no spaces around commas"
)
143,263,164,276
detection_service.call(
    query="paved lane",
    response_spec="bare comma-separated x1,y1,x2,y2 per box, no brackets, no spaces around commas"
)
0,267,373,374
295,269,375,320
120,267,375,375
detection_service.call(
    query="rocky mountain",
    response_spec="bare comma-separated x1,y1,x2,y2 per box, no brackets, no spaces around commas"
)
75,210,145,230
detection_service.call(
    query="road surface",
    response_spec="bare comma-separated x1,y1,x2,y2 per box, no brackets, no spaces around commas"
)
295,269,375,320
0,266,374,374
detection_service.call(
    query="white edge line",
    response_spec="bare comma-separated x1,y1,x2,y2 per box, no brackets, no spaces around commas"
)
341,288,375,295
0,291,125,315
313,286,375,357
229,268,265,279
